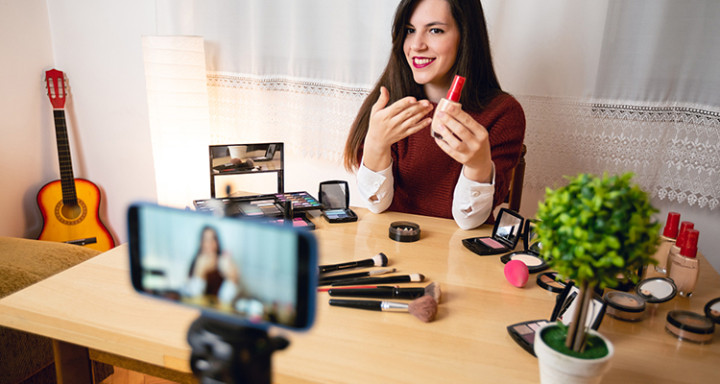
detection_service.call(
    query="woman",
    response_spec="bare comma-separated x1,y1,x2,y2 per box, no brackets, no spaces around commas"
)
343,0,525,229
184,226,241,305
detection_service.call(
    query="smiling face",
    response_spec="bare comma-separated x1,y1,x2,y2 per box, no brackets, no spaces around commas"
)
403,0,461,102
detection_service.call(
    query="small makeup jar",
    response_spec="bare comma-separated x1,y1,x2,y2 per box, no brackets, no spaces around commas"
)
665,310,715,344
389,221,420,242
604,291,646,322
665,297,720,344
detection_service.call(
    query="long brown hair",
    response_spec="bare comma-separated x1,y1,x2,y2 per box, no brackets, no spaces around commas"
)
343,0,504,170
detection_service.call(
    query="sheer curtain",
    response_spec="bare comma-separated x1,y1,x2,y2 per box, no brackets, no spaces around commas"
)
145,0,719,212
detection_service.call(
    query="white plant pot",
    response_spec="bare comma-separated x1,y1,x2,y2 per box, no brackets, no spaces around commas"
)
534,323,614,384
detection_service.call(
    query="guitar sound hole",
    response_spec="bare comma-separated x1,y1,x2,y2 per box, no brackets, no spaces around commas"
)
55,200,88,225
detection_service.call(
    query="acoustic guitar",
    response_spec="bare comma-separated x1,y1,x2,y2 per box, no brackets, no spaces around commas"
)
37,69,115,251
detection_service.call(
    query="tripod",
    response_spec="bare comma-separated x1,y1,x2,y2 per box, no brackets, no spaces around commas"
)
187,314,289,384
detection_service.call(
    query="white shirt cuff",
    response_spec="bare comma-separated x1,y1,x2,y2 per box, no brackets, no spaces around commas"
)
357,159,393,213
452,163,496,230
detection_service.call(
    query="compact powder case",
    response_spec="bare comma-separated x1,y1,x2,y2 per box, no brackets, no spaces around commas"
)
389,221,420,242
604,291,646,322
665,297,720,344
501,253,548,273
500,219,548,273
635,277,677,304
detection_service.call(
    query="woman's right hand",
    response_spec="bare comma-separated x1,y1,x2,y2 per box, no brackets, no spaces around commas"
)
362,86,432,171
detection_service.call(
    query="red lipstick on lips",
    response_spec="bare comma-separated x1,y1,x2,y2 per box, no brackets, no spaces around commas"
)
412,56,434,69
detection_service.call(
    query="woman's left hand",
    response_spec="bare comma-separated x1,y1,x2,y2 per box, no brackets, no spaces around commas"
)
432,103,493,183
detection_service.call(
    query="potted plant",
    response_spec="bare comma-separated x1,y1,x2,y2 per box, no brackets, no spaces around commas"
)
534,172,659,383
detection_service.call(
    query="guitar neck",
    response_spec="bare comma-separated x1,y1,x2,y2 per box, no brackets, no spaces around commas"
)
53,109,78,206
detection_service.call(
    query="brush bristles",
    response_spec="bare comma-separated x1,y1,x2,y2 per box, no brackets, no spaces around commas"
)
373,252,389,266
424,282,442,303
407,295,438,322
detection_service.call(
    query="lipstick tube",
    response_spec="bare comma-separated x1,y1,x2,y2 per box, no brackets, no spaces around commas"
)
431,75,465,139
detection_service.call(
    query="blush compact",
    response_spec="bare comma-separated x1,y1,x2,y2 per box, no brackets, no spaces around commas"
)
536,272,569,293
463,208,523,256
500,219,548,273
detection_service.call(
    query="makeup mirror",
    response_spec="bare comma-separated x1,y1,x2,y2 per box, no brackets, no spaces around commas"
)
523,219,541,255
494,208,523,246
210,143,284,198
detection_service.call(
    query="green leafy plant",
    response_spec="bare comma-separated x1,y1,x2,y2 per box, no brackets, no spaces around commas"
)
536,172,659,353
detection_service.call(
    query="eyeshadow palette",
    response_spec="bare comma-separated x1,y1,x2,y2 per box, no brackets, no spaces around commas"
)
463,208,524,256
194,191,322,217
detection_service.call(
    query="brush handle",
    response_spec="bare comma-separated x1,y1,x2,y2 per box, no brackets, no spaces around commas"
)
331,274,422,286
328,287,426,299
329,299,409,312
329,299,382,311
319,259,374,274
319,271,370,285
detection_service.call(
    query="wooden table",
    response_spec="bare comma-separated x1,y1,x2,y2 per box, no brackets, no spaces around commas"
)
1,209,719,383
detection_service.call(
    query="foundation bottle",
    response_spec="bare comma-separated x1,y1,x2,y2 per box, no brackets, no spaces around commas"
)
431,75,465,139
653,212,680,273
667,221,694,271
667,229,700,298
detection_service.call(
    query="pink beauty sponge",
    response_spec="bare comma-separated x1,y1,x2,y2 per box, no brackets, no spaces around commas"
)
504,260,529,288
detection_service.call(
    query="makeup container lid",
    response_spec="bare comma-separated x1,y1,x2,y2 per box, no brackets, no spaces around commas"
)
635,277,677,304
680,229,699,258
604,291,646,313
662,212,681,238
676,221,695,248
501,252,548,274
389,221,420,242
536,272,567,293
704,297,720,324
446,75,465,102
666,310,715,336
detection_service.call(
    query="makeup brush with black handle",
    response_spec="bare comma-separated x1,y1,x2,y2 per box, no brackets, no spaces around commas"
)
319,252,388,274
329,295,438,322
331,273,424,286
318,267,396,286
328,282,442,303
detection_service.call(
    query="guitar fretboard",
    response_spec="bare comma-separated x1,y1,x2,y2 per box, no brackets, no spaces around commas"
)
53,109,78,206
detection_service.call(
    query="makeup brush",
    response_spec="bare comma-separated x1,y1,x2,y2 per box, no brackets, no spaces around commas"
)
329,295,438,322
328,282,442,303
319,253,388,274
331,273,424,286
319,267,396,286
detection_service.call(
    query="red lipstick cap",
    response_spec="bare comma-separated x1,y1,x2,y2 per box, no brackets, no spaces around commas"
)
663,212,681,238
446,75,466,102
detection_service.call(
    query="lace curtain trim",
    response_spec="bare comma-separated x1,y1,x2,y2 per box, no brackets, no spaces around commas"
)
206,73,719,210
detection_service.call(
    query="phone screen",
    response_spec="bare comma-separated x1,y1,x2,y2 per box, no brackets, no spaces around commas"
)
128,203,317,330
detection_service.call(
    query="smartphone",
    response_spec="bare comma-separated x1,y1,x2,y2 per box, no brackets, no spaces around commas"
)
128,203,317,330
318,180,357,223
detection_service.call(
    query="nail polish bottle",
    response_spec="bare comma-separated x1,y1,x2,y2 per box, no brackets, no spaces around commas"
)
653,212,680,273
667,229,700,297
431,75,465,139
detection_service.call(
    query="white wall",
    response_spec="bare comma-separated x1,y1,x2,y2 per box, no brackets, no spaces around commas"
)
1,0,58,238
0,0,158,243
1,1,718,274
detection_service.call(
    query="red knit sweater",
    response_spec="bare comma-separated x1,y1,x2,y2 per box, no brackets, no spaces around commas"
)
387,93,526,223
